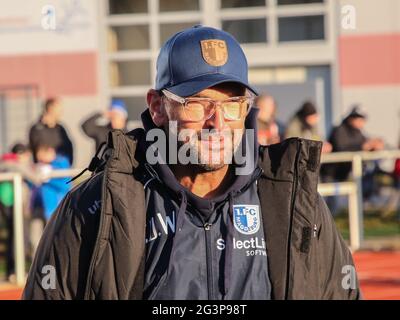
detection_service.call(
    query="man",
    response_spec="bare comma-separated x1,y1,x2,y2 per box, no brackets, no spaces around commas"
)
255,95,284,145
29,98,74,165
327,106,384,181
329,106,384,154
285,101,332,153
81,99,128,152
23,26,360,300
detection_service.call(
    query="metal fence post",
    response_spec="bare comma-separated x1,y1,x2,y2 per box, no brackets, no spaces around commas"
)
349,155,364,250
13,173,26,286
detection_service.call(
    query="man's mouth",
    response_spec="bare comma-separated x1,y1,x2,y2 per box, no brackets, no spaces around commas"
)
200,136,226,150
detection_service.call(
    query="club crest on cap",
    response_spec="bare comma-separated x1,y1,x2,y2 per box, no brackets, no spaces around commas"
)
200,39,228,67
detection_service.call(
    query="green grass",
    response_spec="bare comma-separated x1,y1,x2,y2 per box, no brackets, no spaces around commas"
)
0,258,6,281
334,209,400,240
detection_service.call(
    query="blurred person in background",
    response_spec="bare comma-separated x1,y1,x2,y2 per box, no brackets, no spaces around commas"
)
81,99,128,152
0,143,37,281
327,106,384,182
285,101,332,153
321,106,385,215
0,143,40,185
329,106,384,154
30,144,71,254
255,95,284,145
29,98,74,166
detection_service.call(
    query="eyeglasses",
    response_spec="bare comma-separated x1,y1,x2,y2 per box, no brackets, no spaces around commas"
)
161,89,255,122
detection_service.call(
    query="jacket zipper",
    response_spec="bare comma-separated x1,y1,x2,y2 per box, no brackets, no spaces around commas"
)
83,165,109,299
313,224,318,238
284,139,302,300
204,222,214,300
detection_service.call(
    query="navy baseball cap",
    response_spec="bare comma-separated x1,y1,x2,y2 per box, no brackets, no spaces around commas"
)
155,25,257,97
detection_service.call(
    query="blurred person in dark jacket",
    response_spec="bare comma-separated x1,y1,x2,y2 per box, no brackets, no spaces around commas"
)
81,99,128,152
329,106,384,153
29,98,74,166
256,95,284,145
285,101,332,153
327,106,384,181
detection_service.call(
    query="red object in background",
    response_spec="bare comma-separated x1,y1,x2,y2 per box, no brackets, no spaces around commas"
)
1,153,18,162
394,159,400,179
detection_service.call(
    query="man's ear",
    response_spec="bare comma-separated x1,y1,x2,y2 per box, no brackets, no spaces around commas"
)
147,89,168,127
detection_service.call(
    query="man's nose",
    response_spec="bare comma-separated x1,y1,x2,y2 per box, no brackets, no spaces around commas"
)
205,106,226,130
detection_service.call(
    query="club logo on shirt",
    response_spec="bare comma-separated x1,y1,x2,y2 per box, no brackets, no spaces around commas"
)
233,205,260,235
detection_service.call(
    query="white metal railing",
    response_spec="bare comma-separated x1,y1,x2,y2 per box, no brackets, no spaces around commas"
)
0,149,399,286
317,181,362,251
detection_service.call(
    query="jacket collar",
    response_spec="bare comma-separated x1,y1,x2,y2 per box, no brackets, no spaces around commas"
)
259,138,322,182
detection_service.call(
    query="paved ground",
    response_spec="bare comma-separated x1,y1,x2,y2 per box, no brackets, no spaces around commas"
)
0,251,399,300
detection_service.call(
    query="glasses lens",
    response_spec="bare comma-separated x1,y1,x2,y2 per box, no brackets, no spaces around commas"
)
182,98,249,121
222,99,247,120
185,100,210,121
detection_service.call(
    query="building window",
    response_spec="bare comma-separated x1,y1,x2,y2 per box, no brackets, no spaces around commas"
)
159,22,200,46
108,0,148,14
222,19,267,44
277,0,323,5
278,15,324,42
107,25,150,51
221,0,266,8
159,0,200,12
109,60,151,87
